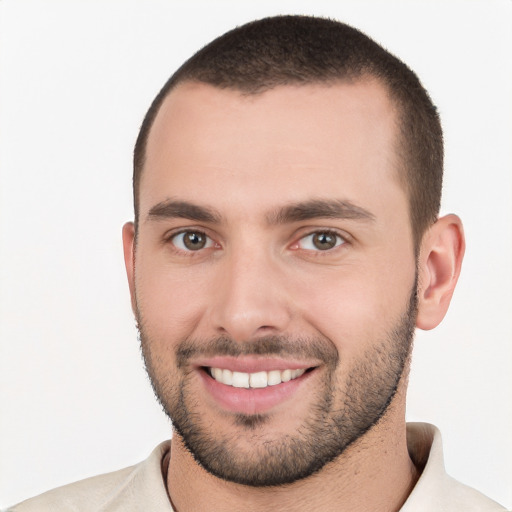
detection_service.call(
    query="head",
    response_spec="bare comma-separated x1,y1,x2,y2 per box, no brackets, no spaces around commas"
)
123,16,464,487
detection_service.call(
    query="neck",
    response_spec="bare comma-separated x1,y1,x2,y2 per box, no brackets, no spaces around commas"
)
166,398,419,512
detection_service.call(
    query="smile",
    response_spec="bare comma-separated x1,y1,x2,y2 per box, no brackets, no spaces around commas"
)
208,367,306,388
196,357,318,414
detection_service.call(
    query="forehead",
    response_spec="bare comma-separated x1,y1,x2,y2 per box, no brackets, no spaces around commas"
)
141,80,402,220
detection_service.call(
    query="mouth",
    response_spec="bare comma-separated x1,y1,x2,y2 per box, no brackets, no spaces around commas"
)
196,359,318,415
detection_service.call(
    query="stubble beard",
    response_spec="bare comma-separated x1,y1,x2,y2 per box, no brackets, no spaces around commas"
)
137,283,417,487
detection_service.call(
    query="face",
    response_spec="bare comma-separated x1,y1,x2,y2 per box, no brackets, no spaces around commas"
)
125,81,418,486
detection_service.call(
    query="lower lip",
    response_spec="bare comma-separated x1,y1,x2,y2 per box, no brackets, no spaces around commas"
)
199,369,314,415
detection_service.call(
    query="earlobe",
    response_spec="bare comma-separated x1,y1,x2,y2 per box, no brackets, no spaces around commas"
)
122,222,137,314
416,214,465,330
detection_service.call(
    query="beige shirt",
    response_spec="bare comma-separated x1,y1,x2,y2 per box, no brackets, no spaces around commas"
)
6,423,507,511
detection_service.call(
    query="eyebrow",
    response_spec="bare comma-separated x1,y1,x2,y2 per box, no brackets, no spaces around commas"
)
146,199,221,223
267,199,375,224
145,198,375,225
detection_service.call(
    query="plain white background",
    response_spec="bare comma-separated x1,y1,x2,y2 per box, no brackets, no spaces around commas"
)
1,0,511,508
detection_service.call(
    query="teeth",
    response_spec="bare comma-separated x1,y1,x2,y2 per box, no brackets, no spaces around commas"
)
267,370,281,386
222,369,233,385
249,371,268,388
209,367,306,388
232,371,250,388
281,369,292,382
211,367,223,381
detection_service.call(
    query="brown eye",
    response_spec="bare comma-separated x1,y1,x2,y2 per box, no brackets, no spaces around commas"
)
298,231,344,251
313,232,337,250
172,231,213,251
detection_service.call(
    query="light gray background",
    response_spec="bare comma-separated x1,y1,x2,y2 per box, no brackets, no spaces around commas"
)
1,0,511,508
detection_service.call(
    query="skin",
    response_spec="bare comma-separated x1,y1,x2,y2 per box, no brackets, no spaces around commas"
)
123,80,464,511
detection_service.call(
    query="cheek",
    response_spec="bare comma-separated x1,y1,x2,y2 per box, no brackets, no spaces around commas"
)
294,262,415,356
299,279,380,346
135,257,210,341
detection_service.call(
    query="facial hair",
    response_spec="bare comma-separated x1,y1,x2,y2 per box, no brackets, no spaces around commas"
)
137,280,417,487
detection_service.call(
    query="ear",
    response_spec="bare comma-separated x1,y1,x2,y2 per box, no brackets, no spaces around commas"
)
416,214,465,330
122,222,137,314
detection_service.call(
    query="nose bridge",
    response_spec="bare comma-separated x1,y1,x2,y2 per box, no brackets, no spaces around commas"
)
210,238,291,342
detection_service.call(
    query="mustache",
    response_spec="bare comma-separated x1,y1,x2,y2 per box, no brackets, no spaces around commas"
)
175,335,339,369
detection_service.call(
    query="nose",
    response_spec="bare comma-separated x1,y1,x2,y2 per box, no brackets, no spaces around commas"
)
209,245,292,342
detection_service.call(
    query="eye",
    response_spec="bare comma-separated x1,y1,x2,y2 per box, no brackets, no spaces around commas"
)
297,231,345,251
171,231,215,252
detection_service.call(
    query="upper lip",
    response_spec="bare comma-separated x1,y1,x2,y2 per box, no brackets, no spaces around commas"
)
193,356,318,373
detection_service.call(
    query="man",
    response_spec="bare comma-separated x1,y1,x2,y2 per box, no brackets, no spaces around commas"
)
8,15,507,512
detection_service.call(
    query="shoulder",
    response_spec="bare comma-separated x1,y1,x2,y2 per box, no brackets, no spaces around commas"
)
5,441,173,512
7,465,138,512
440,474,508,512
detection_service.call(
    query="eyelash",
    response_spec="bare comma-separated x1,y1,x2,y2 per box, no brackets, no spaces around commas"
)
165,228,348,255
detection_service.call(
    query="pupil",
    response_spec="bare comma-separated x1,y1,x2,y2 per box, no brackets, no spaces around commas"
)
313,232,336,250
184,232,206,250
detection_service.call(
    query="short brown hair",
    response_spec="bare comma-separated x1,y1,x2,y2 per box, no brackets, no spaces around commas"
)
133,15,443,247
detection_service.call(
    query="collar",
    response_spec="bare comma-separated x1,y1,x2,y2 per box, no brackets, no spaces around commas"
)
401,422,505,511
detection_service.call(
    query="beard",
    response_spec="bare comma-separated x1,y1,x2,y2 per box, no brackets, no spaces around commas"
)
137,280,417,487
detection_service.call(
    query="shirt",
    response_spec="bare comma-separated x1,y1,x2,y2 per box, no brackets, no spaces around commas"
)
6,423,507,511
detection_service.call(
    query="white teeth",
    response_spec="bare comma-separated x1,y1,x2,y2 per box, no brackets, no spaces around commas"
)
211,367,223,381
291,369,302,379
209,367,306,388
267,370,281,386
232,371,250,388
249,371,268,388
222,369,233,385
281,369,292,382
